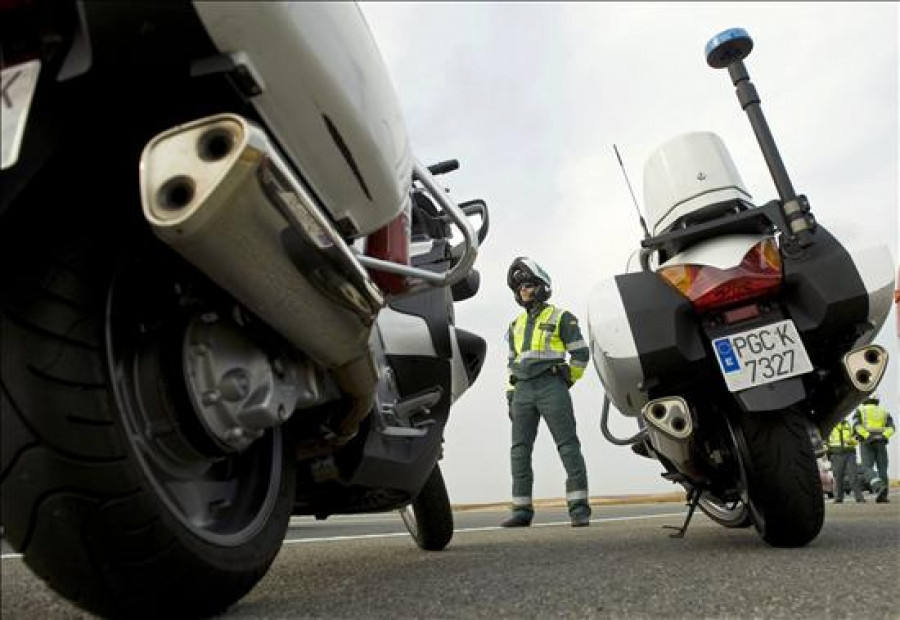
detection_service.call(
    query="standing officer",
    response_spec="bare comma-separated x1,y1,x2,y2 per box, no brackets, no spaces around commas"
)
502,257,591,528
827,416,864,503
853,394,895,503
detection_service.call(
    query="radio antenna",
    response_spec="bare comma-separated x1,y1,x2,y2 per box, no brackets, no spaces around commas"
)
613,144,650,239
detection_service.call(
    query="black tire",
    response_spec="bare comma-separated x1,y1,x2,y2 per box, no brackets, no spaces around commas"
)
1,220,295,617
399,464,453,551
738,410,824,547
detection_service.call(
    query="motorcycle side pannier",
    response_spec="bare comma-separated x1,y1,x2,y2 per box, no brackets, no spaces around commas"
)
194,2,413,238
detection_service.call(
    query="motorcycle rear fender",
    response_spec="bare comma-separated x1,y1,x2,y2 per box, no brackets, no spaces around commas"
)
587,271,707,416
193,2,412,238
734,376,807,413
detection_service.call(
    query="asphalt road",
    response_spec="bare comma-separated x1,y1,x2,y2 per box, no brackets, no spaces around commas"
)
2,495,898,618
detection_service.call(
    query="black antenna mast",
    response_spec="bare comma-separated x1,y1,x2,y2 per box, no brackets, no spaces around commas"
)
613,144,649,239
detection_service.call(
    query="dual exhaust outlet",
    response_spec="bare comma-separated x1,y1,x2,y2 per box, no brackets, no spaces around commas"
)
641,397,694,472
842,344,888,393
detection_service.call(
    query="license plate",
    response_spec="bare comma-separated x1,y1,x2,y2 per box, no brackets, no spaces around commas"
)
712,319,813,392
1,59,41,170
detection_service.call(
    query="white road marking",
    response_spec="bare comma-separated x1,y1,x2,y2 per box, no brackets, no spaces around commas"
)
280,511,686,545
0,511,686,559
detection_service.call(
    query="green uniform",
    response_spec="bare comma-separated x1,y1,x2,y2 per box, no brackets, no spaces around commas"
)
506,302,591,521
853,403,895,500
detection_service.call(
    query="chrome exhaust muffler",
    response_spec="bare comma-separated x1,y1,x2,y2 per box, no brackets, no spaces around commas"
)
842,344,888,392
139,114,383,439
641,397,699,475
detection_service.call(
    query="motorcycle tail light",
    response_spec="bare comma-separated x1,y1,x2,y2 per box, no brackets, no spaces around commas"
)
658,238,782,312
364,209,411,295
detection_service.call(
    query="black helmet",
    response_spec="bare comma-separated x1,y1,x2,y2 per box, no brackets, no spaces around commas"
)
507,257,552,307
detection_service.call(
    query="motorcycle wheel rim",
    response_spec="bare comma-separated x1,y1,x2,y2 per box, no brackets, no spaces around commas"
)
105,257,284,546
697,493,748,524
400,505,418,540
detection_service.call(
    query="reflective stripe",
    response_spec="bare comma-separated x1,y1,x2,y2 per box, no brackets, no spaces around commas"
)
566,339,587,351
566,490,589,501
519,350,566,361
512,496,532,507
543,308,563,354
570,359,588,369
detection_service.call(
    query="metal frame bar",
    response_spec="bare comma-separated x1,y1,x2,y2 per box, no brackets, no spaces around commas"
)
356,160,479,297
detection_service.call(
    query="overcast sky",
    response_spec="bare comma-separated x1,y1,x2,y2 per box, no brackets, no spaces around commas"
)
359,2,899,505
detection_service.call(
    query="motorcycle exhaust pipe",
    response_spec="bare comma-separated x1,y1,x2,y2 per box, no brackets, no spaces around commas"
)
813,344,889,436
139,114,384,440
842,344,888,393
641,397,697,474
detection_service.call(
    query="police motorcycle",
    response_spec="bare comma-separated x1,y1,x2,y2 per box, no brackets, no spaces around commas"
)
587,28,892,547
0,2,488,617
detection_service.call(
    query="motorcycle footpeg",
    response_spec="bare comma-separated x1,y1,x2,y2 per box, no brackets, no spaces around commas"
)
391,388,442,421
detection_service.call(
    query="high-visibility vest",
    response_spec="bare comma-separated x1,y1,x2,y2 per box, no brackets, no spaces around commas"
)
827,421,857,450
855,404,895,440
511,305,568,364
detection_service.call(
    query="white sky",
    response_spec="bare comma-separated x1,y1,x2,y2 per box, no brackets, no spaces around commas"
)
359,2,900,504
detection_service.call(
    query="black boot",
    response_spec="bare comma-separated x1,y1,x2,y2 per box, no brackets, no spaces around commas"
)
501,515,532,527
570,514,591,527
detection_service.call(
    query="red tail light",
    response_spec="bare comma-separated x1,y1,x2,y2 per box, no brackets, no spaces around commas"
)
364,209,411,295
658,238,782,312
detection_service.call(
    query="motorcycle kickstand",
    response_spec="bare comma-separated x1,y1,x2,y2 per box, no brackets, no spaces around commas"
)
663,486,702,539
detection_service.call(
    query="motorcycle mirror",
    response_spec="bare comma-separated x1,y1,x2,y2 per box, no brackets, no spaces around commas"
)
705,28,753,68
427,159,460,176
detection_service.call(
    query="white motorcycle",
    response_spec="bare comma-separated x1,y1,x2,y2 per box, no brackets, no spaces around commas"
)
588,28,892,547
0,2,487,616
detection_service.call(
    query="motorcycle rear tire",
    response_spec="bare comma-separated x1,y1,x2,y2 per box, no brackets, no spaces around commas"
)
0,225,295,617
399,464,454,551
738,409,824,547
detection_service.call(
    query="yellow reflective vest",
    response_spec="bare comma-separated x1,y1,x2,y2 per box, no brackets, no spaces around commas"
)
853,404,895,440
507,303,589,383
827,420,858,452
